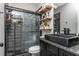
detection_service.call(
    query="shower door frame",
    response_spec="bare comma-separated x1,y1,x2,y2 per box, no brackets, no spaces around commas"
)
4,4,41,56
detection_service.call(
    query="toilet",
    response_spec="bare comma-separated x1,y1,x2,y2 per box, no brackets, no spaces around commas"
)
28,45,40,56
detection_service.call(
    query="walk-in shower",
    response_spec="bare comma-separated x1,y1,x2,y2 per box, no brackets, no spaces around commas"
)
5,5,40,56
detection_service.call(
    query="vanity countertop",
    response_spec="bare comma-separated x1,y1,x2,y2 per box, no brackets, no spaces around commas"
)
40,38,79,56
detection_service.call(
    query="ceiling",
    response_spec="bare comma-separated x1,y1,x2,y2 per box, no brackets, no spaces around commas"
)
54,3,65,7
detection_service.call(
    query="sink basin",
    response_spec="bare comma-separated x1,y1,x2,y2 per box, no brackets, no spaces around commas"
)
45,34,79,47
51,34,74,38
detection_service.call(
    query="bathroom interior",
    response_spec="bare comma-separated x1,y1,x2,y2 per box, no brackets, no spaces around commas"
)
0,3,79,56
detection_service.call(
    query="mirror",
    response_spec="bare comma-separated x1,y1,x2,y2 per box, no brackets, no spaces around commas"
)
54,3,78,35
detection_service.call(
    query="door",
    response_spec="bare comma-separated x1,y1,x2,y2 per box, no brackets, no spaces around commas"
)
0,3,4,56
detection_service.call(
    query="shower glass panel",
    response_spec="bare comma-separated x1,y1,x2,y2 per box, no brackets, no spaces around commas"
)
22,13,40,51
5,10,24,56
5,7,40,56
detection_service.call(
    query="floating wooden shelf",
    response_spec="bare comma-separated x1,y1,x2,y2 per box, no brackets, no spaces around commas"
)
40,17,52,22
40,28,52,31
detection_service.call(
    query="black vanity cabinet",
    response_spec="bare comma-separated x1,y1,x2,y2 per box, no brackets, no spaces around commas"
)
40,40,47,56
40,39,79,56
46,43,59,56
59,49,76,56
40,40,59,56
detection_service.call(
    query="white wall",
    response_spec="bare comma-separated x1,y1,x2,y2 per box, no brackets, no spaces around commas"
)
8,3,40,12
0,3,4,56
75,3,79,34
49,9,54,34
54,3,77,34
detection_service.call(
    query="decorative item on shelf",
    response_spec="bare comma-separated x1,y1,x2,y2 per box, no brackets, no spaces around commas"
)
40,19,52,31
46,11,50,17
44,20,48,26
43,13,46,19
40,21,45,29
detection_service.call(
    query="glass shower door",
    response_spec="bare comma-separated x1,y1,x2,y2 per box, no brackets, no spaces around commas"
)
22,13,40,52
5,8,40,56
